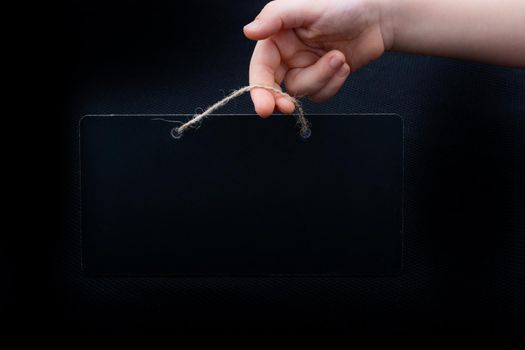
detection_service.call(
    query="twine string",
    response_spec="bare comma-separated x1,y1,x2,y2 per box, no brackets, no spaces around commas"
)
153,85,311,139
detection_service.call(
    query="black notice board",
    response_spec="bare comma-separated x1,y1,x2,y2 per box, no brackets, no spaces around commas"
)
80,114,403,276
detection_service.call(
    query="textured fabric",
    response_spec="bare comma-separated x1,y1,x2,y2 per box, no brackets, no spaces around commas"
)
57,0,525,335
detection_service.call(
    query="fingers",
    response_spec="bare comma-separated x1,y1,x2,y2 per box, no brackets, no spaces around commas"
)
249,39,281,117
309,63,350,102
243,0,316,40
272,64,295,114
275,94,296,114
249,45,350,116
284,50,347,97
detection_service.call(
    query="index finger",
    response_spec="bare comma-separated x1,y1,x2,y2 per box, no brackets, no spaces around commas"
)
249,39,281,118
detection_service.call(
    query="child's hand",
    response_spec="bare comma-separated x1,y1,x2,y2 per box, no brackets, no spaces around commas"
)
244,0,391,117
244,0,525,117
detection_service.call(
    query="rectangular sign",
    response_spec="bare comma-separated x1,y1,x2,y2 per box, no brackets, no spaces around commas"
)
80,114,403,276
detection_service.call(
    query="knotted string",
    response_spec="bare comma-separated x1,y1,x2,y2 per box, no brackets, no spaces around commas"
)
153,85,311,139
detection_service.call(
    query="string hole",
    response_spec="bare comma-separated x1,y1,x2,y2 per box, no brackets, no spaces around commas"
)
171,127,183,139
300,128,311,139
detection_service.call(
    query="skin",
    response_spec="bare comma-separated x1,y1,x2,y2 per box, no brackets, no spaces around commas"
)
243,0,525,117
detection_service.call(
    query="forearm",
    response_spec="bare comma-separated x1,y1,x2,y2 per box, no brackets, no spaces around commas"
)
380,0,525,67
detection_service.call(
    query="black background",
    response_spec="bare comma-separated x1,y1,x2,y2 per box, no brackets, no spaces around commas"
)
9,0,525,336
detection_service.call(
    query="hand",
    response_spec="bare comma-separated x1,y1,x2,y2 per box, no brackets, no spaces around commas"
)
243,0,392,117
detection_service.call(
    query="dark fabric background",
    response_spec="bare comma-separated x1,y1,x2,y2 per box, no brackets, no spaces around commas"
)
40,0,525,335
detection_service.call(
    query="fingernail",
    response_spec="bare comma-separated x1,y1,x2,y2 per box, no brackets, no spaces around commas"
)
337,63,350,77
329,56,344,70
244,19,262,31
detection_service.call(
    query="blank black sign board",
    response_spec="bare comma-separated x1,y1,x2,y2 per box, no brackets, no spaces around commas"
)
80,114,403,276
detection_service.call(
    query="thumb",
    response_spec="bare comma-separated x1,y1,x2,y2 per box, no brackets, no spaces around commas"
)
243,0,311,40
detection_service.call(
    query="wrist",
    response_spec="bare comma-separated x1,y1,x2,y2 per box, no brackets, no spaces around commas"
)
375,0,409,52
